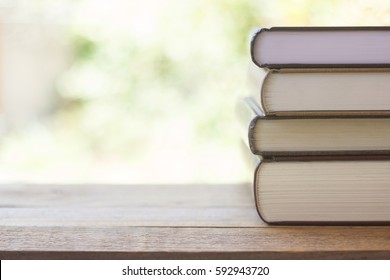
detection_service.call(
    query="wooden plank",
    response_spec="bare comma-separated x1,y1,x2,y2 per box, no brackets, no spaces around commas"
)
0,207,264,227
0,184,263,227
1,226,390,259
2,183,390,259
0,184,253,208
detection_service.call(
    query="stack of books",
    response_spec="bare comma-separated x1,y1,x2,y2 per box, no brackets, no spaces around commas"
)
240,27,390,224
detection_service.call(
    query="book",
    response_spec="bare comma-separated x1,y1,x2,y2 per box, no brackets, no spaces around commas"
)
246,26,390,225
237,97,390,158
257,68,390,116
254,160,390,224
251,27,390,68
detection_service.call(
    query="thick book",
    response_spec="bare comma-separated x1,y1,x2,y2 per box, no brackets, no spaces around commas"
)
257,68,390,116
237,97,390,158
254,160,390,224
251,27,390,69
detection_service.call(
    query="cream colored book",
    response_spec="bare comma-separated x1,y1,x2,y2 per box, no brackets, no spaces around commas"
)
255,68,390,116
255,160,390,224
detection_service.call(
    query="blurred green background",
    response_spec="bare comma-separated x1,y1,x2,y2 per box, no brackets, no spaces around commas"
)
0,0,388,183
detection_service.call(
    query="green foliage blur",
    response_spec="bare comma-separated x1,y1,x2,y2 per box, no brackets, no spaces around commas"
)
0,0,389,183
57,0,261,183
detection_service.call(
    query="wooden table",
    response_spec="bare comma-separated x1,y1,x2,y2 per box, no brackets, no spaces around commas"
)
1,184,390,259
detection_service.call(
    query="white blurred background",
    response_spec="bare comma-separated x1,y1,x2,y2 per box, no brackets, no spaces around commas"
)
0,0,388,183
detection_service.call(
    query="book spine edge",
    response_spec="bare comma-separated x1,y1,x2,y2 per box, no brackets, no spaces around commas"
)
253,161,271,224
250,28,270,69
248,116,261,155
260,70,272,115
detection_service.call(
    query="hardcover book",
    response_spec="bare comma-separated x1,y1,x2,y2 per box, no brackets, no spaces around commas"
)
237,97,390,158
245,26,390,225
254,160,390,224
251,27,390,68
257,68,390,116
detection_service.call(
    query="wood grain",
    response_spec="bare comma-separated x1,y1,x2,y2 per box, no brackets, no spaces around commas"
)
1,184,390,259
2,226,390,259
0,207,262,227
0,184,252,208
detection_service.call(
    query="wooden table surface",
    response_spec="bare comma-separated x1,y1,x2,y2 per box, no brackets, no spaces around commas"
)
1,184,390,259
